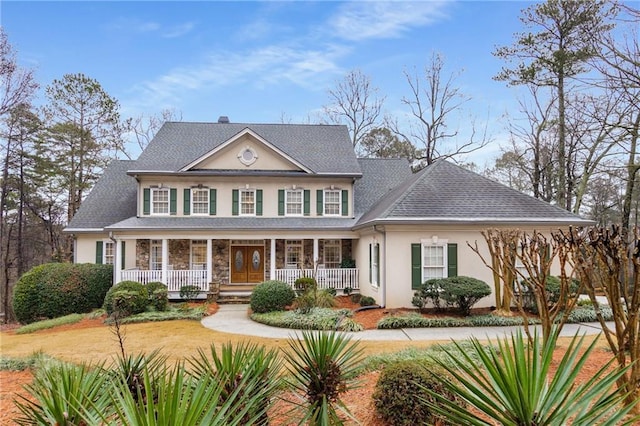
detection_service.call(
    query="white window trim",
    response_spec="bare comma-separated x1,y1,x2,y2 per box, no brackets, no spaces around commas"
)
323,189,341,216
420,238,448,281
239,188,256,216
150,187,170,216
323,239,342,269
150,239,163,270
285,188,303,217
190,240,207,269
285,239,303,269
191,188,209,216
103,240,115,265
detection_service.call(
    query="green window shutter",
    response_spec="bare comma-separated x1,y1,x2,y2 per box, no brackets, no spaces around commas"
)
304,190,310,216
369,244,372,283
375,244,380,284
341,190,348,216
256,190,263,216
121,241,126,269
411,243,422,289
209,189,216,215
183,189,190,215
95,241,103,264
278,189,285,216
447,243,458,277
316,190,323,216
169,188,177,215
232,189,239,216
143,188,150,215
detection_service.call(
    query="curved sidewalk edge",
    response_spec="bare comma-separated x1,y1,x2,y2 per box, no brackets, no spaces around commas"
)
201,304,612,342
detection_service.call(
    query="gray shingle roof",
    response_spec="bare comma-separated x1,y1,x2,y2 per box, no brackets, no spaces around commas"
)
131,122,361,176
105,216,357,231
354,158,413,216
355,160,593,227
66,160,137,231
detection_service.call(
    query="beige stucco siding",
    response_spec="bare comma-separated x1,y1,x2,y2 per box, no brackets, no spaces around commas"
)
193,134,303,171
357,224,566,309
74,234,134,270
137,176,354,218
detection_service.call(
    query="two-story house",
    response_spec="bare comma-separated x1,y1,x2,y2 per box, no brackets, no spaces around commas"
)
65,118,591,308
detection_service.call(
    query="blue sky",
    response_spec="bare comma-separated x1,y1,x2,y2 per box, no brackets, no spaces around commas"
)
3,1,538,163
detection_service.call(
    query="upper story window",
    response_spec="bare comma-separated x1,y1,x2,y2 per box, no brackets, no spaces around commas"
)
324,189,341,216
240,189,255,215
191,188,209,215
151,188,169,215
104,241,114,265
286,189,303,216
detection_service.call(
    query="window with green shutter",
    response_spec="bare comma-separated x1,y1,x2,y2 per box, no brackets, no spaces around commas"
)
169,188,177,215
256,189,263,216
411,243,421,289
341,189,348,216
447,243,458,277
96,241,103,264
232,189,239,216
304,189,310,216
278,189,285,216
143,188,150,215
183,188,191,215
209,189,216,215
121,241,126,269
316,189,323,216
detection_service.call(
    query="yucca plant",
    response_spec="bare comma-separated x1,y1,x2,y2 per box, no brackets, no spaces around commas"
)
14,360,112,425
420,327,640,425
111,348,166,402
104,360,272,426
189,341,282,424
283,330,363,425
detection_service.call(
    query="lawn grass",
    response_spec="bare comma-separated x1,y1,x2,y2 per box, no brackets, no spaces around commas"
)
14,314,86,335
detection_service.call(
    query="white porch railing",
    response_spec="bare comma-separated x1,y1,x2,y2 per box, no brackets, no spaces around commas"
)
120,269,208,292
274,268,359,291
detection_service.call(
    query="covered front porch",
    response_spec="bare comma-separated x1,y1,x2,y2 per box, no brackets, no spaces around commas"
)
113,237,359,296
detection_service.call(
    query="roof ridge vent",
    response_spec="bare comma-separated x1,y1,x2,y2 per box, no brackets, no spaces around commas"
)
218,116,230,123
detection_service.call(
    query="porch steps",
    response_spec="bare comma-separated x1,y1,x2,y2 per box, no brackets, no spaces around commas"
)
214,284,256,304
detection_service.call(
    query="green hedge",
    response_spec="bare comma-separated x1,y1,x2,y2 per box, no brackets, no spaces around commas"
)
13,263,113,324
103,281,148,315
250,280,296,313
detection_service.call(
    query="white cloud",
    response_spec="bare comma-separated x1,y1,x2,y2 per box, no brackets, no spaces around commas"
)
329,1,451,41
128,44,349,110
162,22,195,38
107,18,194,38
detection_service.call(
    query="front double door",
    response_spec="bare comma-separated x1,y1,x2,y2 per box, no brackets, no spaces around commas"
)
230,246,264,283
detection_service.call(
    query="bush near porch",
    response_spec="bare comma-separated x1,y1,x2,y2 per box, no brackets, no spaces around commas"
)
12,263,112,324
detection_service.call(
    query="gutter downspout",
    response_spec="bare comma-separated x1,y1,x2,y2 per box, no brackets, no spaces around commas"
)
373,224,386,308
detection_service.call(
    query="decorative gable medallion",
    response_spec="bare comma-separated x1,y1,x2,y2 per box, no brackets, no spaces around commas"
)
238,146,258,166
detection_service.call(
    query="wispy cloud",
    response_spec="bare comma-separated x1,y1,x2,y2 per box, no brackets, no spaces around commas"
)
128,44,349,110
328,1,451,41
106,18,194,38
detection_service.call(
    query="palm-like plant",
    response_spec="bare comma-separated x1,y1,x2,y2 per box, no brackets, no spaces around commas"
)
112,348,166,402
189,341,282,424
421,327,640,425
283,330,363,425
105,361,273,426
14,360,112,425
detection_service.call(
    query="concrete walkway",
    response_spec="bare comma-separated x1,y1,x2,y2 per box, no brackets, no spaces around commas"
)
201,304,611,341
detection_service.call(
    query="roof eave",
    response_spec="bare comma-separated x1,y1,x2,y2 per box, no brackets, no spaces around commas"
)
63,227,105,234
352,217,596,230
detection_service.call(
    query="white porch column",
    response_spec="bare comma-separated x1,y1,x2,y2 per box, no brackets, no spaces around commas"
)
313,238,319,266
270,238,276,280
206,239,212,284
161,238,168,284
114,237,122,285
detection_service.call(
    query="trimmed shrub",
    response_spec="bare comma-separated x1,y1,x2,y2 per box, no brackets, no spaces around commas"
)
103,281,148,315
412,279,443,313
179,284,200,301
13,263,113,324
439,276,491,316
373,360,460,426
359,296,376,307
520,276,581,313
343,286,353,296
146,282,168,311
250,280,296,313
349,293,361,304
111,290,148,317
